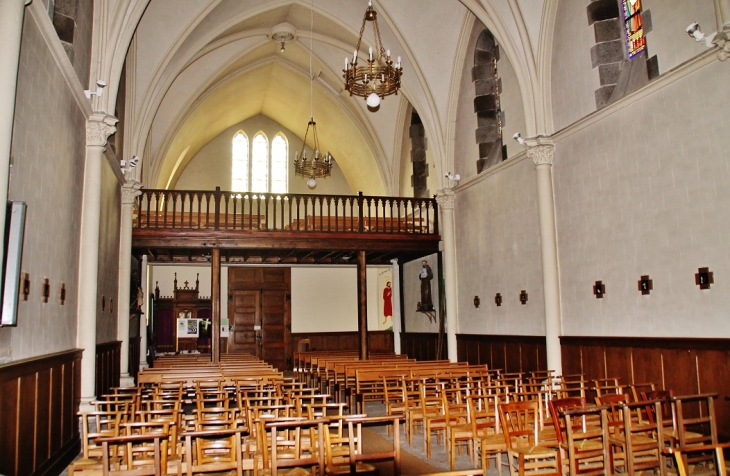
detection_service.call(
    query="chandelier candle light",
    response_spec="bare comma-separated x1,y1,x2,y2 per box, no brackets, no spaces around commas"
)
294,0,333,188
344,1,403,108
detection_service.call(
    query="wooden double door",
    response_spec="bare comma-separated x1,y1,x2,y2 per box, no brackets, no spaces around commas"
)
227,267,290,370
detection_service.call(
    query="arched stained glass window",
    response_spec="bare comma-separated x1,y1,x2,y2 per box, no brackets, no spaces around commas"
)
251,133,269,193
231,131,249,192
271,135,288,194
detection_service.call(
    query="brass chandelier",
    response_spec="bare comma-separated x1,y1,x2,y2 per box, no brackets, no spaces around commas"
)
343,1,403,108
294,0,332,188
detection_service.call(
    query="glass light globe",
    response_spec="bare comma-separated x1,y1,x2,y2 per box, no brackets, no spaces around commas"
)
366,92,381,108
307,177,316,188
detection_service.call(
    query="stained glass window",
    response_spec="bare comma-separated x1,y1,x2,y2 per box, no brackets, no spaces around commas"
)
251,133,269,193
270,135,288,194
621,0,646,59
231,131,248,192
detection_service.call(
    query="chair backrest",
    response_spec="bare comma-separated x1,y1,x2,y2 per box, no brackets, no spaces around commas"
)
264,418,327,476
562,405,612,476
620,400,665,475
182,427,244,476
671,393,718,447
344,415,401,475
97,431,172,476
547,397,585,445
498,401,540,449
595,393,629,437
467,393,502,439
668,443,730,476
641,389,675,429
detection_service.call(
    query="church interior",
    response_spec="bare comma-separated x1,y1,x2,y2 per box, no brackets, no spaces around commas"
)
1,0,730,475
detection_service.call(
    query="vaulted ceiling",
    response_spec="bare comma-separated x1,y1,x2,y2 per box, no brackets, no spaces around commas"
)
106,0,557,195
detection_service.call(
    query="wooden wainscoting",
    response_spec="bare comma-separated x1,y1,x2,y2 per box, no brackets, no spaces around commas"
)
95,341,120,397
457,334,547,372
0,349,82,476
561,336,730,440
291,331,394,363
400,332,439,361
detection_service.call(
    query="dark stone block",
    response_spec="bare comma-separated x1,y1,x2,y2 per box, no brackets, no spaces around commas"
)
476,158,487,174
647,55,659,80
474,94,497,113
643,9,652,34
410,134,426,149
595,85,615,109
409,124,424,138
474,49,495,65
410,148,426,163
55,0,77,18
472,64,496,81
479,142,496,159
412,162,428,176
53,13,75,44
62,41,75,63
475,124,499,144
587,0,620,25
591,40,624,68
477,111,498,127
474,78,496,96
594,18,621,42
598,62,621,85
476,30,496,51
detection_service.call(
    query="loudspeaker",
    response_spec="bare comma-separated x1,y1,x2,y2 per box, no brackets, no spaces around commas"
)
1,201,27,327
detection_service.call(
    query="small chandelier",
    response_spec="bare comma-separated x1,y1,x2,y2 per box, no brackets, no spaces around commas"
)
343,0,402,108
294,0,332,188
294,118,333,188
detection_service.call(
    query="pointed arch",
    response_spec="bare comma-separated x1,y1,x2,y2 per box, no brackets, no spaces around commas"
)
231,130,249,192
271,133,288,194
251,132,269,193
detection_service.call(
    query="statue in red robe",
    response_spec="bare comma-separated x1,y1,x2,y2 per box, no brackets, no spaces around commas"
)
383,281,393,323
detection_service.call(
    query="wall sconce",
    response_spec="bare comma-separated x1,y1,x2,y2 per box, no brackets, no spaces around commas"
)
59,283,66,305
519,290,528,305
21,273,30,301
494,293,502,307
473,296,480,308
686,22,717,47
41,278,50,303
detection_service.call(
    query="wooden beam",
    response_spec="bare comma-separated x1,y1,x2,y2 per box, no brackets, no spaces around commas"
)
357,250,369,360
211,248,221,364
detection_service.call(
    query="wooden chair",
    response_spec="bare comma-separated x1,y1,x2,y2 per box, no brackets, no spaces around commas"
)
96,431,179,476
262,418,327,476
323,414,377,475
616,400,666,476
499,401,561,476
561,406,612,476
181,427,245,476
69,411,126,476
667,442,730,476
344,415,401,476
465,392,506,475
424,387,467,458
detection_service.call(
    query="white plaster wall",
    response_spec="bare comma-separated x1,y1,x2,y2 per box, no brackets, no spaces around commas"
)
553,59,730,338
643,0,716,73
551,0,599,132
0,14,87,362
402,253,440,333
175,115,352,195
454,157,545,336
291,266,384,333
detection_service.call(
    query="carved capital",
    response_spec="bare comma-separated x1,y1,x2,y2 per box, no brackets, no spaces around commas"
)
86,114,118,147
527,144,555,166
390,258,399,265
121,181,143,205
715,28,730,61
436,188,455,210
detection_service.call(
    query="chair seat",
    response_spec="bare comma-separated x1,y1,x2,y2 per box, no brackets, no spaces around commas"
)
665,429,704,441
325,462,378,475
510,445,557,457
562,438,604,451
481,433,506,447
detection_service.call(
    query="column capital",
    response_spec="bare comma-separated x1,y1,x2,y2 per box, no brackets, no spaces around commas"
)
390,258,398,265
527,144,555,166
436,188,455,210
86,114,118,147
121,181,142,204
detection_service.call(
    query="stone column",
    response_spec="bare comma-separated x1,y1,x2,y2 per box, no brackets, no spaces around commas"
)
714,0,730,60
390,259,402,354
139,254,149,370
0,0,29,267
526,143,563,376
117,181,142,386
436,189,458,362
78,114,117,410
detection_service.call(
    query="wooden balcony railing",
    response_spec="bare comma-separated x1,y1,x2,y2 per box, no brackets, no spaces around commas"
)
134,188,439,236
